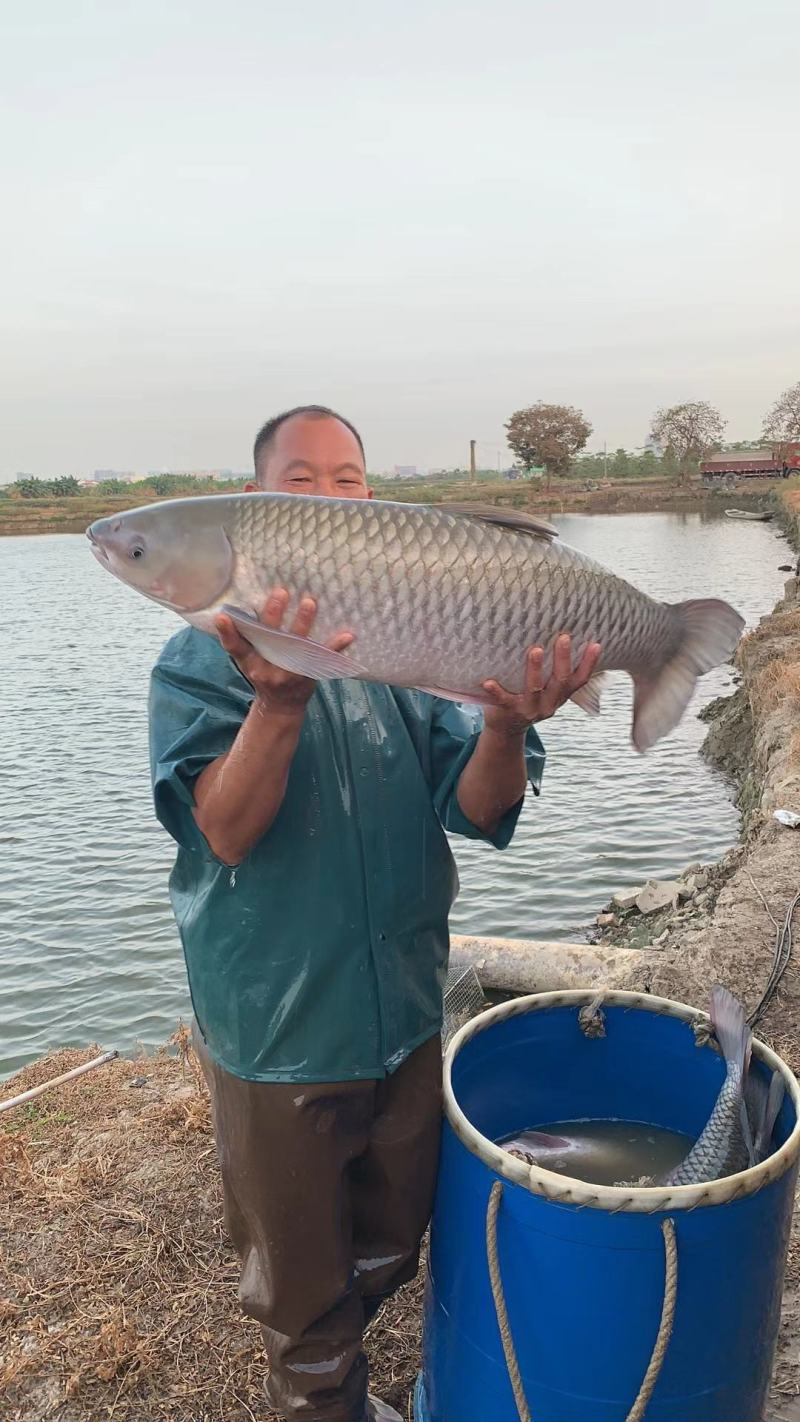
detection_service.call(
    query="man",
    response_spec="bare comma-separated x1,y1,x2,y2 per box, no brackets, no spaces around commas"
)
149,406,600,1421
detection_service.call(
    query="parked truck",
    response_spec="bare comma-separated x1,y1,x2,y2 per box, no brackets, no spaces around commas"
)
701,443,800,482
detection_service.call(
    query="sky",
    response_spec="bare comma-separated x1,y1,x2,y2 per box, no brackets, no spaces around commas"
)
1,0,798,478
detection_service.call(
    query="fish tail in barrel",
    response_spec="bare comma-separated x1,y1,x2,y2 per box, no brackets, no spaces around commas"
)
710,984,752,1079
631,599,745,751
662,987,752,1186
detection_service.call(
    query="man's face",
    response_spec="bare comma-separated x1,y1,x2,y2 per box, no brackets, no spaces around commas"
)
251,415,372,499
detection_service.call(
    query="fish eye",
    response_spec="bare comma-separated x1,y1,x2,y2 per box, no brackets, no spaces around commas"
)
130,545,145,560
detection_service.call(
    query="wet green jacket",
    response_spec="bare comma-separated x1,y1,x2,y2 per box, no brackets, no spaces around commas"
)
148,627,545,1082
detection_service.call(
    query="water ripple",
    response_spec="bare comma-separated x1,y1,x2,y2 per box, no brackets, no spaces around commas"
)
0,514,788,1075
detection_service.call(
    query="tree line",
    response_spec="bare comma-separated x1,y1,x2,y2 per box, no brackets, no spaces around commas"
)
505,380,800,485
10,475,83,499
5,472,242,500
5,381,799,497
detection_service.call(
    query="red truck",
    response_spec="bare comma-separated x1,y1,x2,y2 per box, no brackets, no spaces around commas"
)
701,443,800,481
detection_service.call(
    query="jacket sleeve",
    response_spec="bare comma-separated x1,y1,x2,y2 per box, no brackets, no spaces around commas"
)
429,699,546,850
148,640,252,857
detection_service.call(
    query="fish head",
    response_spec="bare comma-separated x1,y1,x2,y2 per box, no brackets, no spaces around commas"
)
87,499,235,613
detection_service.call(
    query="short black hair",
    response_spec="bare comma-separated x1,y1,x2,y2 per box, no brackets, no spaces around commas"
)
253,405,365,477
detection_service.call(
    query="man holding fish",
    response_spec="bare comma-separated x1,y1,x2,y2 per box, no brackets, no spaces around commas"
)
142,407,598,1422
88,405,744,1421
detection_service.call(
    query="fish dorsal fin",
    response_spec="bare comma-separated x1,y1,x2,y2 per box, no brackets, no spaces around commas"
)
439,502,559,542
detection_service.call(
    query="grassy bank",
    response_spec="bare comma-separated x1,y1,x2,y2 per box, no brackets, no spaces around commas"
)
0,473,784,536
0,1040,421,1421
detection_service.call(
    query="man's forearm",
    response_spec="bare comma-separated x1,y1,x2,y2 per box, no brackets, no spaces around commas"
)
455,725,528,835
193,701,304,865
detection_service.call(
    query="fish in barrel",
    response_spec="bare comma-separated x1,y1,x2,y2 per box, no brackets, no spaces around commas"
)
502,987,786,1188
87,492,745,750
661,985,785,1186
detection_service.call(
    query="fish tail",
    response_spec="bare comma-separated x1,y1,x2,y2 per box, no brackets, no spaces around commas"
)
710,985,752,1077
631,598,744,751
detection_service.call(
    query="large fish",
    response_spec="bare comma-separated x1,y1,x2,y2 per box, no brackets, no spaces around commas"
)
87,493,744,750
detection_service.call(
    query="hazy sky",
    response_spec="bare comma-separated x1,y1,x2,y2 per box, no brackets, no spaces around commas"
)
2,0,798,477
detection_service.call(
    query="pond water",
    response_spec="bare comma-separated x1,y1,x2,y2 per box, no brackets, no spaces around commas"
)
0,510,787,1076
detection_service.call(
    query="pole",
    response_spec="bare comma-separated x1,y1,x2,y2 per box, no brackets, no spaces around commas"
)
470,439,477,483
0,1050,119,1114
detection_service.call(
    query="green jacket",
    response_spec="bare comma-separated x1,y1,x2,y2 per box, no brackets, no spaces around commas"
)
149,627,545,1082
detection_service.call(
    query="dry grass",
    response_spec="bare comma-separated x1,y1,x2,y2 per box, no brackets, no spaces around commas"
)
0,1039,423,1421
781,481,800,519
3,1027,799,1417
753,660,800,714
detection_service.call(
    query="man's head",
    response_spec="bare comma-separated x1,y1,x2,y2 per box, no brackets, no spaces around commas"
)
250,405,372,499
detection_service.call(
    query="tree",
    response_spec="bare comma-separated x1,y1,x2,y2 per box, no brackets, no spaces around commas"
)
14,475,45,498
649,401,725,483
13,474,81,498
505,403,592,488
52,475,80,497
763,382,800,464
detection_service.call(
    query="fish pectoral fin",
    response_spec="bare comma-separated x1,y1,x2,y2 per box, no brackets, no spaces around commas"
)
753,1070,786,1160
570,672,606,716
740,1098,757,1169
220,606,368,681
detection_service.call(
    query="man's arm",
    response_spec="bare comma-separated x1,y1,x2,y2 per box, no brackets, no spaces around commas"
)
193,589,353,865
456,634,602,835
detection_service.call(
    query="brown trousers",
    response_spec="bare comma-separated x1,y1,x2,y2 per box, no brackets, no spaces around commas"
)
194,1029,442,1422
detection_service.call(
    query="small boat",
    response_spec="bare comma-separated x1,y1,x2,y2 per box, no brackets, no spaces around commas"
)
725,508,774,522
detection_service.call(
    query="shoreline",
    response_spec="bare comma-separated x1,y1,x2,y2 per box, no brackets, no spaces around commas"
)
588,484,800,1407
591,484,800,971
0,474,783,536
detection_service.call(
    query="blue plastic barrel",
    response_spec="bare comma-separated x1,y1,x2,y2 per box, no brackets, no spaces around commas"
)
417,991,800,1422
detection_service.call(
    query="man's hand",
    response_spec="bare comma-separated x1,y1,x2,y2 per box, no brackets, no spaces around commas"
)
455,633,603,836
481,633,602,736
195,590,353,864
214,588,354,717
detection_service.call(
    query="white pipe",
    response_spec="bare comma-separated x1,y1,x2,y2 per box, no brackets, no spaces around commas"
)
449,933,647,994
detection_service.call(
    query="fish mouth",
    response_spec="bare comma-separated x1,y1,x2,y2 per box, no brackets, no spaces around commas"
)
87,529,109,565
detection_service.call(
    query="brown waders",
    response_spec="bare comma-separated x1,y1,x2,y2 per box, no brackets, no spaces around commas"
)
194,1028,443,1421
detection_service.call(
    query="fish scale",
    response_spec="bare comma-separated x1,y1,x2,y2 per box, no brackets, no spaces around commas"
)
232,498,680,687
87,492,746,751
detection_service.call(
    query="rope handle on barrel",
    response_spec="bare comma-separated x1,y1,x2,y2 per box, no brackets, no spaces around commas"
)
485,1181,678,1422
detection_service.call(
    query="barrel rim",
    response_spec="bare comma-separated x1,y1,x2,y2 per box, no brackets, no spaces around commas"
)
443,990,800,1213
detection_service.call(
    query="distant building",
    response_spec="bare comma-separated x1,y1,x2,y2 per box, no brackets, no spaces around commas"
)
393,465,418,478
92,469,135,483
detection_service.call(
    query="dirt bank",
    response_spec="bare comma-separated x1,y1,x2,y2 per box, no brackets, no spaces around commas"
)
591,487,800,1410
